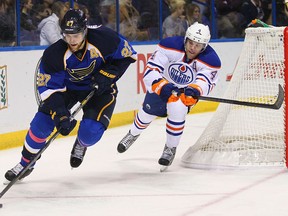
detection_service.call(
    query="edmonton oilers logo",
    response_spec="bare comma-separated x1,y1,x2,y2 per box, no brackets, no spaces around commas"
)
168,63,194,85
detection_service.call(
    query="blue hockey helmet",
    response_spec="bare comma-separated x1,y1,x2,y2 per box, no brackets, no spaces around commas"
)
61,9,87,34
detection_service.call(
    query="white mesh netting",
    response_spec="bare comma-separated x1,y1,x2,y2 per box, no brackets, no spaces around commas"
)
182,27,286,168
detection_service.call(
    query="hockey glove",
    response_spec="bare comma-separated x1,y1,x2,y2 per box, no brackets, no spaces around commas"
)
180,84,201,106
91,69,117,95
152,78,179,103
52,108,77,136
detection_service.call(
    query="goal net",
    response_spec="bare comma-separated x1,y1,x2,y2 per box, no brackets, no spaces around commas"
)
182,27,287,168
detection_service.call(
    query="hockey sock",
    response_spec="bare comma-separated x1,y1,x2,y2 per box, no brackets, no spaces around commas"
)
166,118,185,148
21,112,54,166
131,108,156,135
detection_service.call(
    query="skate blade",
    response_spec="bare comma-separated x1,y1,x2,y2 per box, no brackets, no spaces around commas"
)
160,166,169,172
3,178,23,185
3,180,10,185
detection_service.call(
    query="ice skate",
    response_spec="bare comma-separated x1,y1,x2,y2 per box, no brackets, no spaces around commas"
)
117,131,140,153
4,163,34,182
70,138,87,168
158,144,176,167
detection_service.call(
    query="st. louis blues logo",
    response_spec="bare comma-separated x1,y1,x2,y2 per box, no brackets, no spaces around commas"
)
67,60,96,82
167,63,195,86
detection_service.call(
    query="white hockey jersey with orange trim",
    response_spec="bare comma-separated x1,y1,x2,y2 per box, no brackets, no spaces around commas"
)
143,36,221,96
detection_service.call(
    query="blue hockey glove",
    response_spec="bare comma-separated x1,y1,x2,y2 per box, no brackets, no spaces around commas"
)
152,78,179,103
52,108,77,136
91,69,118,95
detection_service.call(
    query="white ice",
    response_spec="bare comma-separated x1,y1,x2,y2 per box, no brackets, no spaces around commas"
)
0,112,288,216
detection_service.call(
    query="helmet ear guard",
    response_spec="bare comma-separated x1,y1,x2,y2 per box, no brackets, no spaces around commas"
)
184,22,211,50
61,9,87,34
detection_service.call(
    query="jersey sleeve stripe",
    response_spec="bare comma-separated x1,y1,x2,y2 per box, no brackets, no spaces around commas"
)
40,87,66,102
147,61,164,71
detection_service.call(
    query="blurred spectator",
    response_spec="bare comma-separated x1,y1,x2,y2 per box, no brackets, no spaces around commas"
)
191,0,211,23
162,0,172,21
64,1,79,9
78,4,91,24
38,1,68,45
275,0,288,26
77,0,103,25
42,0,55,9
21,0,39,45
185,3,205,25
239,0,265,28
261,0,271,24
132,0,159,40
190,0,207,13
100,0,114,27
0,13,16,46
109,0,148,41
0,0,15,46
33,0,55,11
215,0,245,38
21,0,37,31
162,0,187,38
0,0,14,13
32,3,51,27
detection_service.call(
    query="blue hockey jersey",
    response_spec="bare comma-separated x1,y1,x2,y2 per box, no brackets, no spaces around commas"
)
37,25,137,101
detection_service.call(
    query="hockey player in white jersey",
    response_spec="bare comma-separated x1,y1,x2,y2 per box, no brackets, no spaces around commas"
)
117,22,221,169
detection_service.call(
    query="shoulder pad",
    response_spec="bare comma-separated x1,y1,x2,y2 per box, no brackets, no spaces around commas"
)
87,26,121,56
42,40,67,73
198,45,221,68
159,36,185,51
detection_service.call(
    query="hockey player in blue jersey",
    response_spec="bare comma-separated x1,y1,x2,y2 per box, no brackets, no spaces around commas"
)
5,9,137,181
117,22,221,168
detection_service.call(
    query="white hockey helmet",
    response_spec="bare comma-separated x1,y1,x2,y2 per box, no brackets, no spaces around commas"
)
184,22,211,50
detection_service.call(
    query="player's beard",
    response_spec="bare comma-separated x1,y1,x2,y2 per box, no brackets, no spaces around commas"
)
65,31,87,52
69,39,85,52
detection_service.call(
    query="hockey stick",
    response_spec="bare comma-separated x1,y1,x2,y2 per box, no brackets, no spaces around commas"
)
0,87,97,200
195,84,284,110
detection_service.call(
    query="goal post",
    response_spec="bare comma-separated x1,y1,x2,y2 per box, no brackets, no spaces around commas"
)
285,27,288,168
182,26,287,169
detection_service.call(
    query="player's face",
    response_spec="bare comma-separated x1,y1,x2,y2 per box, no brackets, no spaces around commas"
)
63,32,85,52
185,39,205,60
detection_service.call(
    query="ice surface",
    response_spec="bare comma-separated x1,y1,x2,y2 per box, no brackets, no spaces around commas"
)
0,112,287,216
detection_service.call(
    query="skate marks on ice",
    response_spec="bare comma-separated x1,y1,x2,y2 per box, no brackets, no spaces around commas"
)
1,113,288,215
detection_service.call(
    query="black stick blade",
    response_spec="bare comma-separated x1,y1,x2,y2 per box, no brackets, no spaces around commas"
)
197,84,284,110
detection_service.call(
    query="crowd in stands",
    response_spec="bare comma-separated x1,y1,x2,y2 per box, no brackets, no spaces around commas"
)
162,0,187,38
38,1,68,45
0,0,16,46
0,0,288,47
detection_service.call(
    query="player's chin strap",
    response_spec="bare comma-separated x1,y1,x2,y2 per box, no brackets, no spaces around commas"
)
0,85,98,200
